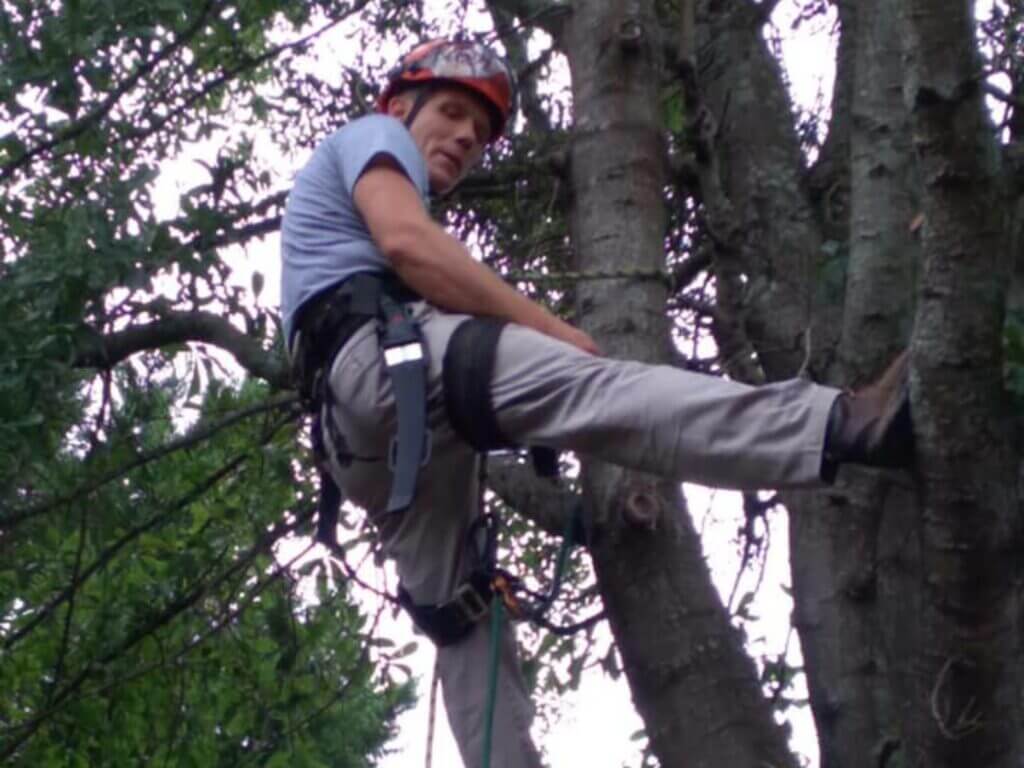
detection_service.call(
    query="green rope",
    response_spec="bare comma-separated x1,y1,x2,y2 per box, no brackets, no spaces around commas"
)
480,506,582,767
481,595,505,768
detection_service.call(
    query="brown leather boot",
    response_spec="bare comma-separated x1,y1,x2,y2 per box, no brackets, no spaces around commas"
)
822,351,914,479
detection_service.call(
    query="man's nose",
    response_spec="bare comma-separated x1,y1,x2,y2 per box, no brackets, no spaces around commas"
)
454,119,476,149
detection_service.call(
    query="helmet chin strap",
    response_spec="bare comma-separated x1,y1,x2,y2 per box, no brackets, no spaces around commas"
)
403,83,439,133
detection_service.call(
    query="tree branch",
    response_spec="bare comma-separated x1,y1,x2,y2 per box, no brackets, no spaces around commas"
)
73,311,290,388
2,394,298,530
484,0,573,44
674,59,765,383
183,190,288,251
983,80,1024,111
487,455,580,537
0,0,221,182
485,2,554,134
121,7,368,147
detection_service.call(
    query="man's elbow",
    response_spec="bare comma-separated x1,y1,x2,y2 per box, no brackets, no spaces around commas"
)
377,223,437,273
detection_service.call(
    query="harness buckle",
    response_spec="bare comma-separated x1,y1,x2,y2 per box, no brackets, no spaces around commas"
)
452,580,491,623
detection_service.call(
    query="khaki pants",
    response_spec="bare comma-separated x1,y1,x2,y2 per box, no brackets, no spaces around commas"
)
321,302,838,768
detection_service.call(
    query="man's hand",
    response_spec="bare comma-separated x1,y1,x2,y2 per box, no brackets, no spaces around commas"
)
551,324,602,356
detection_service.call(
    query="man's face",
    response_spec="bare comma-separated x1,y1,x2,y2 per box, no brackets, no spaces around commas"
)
389,87,492,194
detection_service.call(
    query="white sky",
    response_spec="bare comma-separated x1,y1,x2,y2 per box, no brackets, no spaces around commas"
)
146,3,840,766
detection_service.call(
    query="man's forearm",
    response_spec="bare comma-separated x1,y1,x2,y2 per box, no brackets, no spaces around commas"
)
388,223,567,338
353,163,598,354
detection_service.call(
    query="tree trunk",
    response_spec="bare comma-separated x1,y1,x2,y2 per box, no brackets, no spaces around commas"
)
898,2,1021,766
561,1,797,765
790,1,921,766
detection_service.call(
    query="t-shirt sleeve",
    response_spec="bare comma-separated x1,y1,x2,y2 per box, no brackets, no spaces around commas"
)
330,115,429,200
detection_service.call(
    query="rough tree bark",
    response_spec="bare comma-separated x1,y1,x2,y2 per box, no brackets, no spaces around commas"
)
558,1,798,766
680,6,888,767
899,1,1021,766
789,1,920,765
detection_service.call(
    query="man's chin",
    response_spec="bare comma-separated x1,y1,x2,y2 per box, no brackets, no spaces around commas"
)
429,172,460,195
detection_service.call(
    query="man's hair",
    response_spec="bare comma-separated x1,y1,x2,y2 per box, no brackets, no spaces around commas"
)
385,82,428,108
387,81,499,139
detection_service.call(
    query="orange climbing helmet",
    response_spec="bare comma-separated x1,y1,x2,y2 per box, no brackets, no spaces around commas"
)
377,38,517,142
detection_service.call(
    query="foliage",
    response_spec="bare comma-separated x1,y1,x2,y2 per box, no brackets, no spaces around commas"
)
0,374,411,765
1,1,415,764
0,0,813,762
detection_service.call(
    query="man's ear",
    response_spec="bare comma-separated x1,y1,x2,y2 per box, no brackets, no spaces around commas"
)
386,95,410,121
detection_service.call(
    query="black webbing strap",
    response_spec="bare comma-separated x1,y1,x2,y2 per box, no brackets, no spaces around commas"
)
442,317,560,478
442,317,510,451
292,273,421,389
399,512,500,646
309,406,343,548
398,571,493,647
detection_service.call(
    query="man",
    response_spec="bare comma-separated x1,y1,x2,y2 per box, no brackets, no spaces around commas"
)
281,38,911,768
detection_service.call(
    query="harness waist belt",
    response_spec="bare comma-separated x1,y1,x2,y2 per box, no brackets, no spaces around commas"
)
291,273,421,403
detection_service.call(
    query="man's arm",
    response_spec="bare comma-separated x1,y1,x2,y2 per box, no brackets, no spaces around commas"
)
353,160,600,355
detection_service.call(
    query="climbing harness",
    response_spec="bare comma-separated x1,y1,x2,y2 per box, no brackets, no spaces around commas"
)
293,271,604,767
291,272,429,544
294,274,604,636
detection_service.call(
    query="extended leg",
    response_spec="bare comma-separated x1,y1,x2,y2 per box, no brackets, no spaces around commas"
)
482,322,840,490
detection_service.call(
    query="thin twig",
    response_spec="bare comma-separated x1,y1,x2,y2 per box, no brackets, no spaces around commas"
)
2,455,247,652
49,505,90,699
0,0,221,182
0,505,310,760
2,394,299,529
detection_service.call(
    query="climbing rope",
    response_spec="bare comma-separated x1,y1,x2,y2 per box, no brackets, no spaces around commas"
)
481,595,505,768
478,457,605,768
424,657,440,768
502,266,672,285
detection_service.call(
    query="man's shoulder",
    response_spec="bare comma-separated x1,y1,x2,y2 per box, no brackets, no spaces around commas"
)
320,113,428,199
327,113,413,149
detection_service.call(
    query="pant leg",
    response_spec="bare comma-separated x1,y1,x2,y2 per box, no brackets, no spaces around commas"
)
320,303,542,768
438,620,541,768
484,322,840,489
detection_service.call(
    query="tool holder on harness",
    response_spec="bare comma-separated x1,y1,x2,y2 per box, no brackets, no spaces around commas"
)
291,273,428,547
378,292,430,514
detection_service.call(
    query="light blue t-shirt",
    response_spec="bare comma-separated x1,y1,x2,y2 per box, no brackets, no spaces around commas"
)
280,114,429,340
